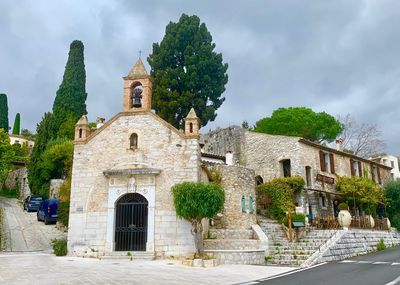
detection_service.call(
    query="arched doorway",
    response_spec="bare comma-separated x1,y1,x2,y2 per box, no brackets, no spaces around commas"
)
115,193,148,251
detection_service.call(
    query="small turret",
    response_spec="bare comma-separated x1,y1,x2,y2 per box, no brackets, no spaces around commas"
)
184,108,200,138
74,115,91,143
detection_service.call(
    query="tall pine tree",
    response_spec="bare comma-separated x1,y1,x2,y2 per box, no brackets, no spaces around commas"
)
52,40,87,138
0,94,9,132
12,113,20,135
148,14,228,128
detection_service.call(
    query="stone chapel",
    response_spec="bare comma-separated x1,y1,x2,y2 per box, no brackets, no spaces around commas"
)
67,58,201,258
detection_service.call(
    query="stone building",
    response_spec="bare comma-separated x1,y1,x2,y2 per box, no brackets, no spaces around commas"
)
201,127,392,218
68,58,202,258
371,154,400,181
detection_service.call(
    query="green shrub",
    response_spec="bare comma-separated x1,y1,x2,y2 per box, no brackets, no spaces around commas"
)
58,201,70,226
257,176,304,222
338,202,349,211
377,239,386,251
0,187,18,199
52,239,67,256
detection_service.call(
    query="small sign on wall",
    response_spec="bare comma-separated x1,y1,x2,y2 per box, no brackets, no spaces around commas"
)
295,206,304,214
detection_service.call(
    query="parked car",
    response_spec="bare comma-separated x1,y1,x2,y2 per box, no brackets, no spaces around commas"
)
23,195,43,212
37,199,59,225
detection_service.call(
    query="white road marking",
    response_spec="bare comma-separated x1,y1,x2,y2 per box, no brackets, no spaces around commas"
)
384,275,400,285
258,262,328,282
239,282,259,285
358,261,373,264
373,262,391,265
340,260,357,263
392,263,400,266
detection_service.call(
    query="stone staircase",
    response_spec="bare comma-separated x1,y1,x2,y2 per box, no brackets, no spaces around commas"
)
258,216,336,267
99,251,155,260
204,228,266,265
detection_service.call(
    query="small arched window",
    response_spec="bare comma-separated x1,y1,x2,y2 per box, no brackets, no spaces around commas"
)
255,175,264,186
130,133,138,150
78,128,83,139
189,122,193,133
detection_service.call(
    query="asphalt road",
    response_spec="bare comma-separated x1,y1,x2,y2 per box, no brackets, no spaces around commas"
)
251,246,400,285
0,197,66,252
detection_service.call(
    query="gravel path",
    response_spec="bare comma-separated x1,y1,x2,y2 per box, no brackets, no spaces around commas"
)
0,197,66,252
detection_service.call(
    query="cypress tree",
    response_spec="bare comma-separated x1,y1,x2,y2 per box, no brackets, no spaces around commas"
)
52,40,87,138
12,113,20,135
0,94,9,132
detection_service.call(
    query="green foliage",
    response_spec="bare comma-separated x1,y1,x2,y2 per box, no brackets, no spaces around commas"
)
148,14,228,128
52,40,87,137
172,182,225,220
384,180,400,230
0,94,9,132
336,176,385,216
0,187,18,198
377,239,386,251
254,107,343,143
0,129,13,184
257,176,305,222
57,114,77,139
338,202,349,211
28,113,56,196
51,239,67,256
41,139,74,181
12,113,20,135
20,129,36,140
58,201,70,226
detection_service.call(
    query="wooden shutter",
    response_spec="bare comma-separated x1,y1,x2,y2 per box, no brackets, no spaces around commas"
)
370,164,375,182
319,151,326,172
377,167,381,184
329,153,335,174
358,161,362,177
350,159,355,176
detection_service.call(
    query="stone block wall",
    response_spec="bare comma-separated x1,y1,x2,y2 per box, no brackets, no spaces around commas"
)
214,165,256,229
5,167,30,199
49,179,65,198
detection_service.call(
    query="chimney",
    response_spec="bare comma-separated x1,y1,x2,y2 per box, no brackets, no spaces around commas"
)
335,138,343,151
96,117,105,129
226,151,233,166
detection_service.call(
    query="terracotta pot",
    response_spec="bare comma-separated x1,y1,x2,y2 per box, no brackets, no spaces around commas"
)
338,210,352,228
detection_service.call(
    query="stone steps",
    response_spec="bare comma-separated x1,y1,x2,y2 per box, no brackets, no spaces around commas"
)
204,239,260,250
100,251,155,260
208,229,254,240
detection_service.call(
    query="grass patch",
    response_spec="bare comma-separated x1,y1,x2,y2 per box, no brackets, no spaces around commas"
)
0,188,18,199
52,239,67,256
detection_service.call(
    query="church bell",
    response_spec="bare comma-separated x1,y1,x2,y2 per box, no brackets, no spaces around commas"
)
132,87,142,108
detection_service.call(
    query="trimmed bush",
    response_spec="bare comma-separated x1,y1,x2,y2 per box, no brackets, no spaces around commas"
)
338,202,349,211
283,212,306,227
52,239,67,256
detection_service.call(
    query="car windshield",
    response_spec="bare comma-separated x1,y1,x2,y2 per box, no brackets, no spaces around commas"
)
31,197,42,201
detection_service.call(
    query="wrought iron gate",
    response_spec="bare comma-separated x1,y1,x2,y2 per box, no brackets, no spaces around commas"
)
115,193,148,251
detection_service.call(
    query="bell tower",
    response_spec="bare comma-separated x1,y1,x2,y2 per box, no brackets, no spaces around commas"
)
123,58,152,112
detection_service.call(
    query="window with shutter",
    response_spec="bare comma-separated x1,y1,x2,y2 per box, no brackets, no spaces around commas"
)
358,161,362,177
329,153,335,174
350,159,355,176
319,151,326,172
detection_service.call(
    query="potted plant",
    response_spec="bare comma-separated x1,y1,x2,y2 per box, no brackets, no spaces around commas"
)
338,202,351,229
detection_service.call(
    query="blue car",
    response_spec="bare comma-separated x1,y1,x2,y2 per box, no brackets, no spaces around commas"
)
37,199,59,225
23,195,43,212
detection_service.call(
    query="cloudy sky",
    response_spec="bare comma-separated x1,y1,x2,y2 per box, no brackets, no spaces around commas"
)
1,0,400,154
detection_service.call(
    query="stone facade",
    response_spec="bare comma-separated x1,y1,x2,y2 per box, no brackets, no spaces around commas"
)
68,59,201,259
202,127,392,217
213,165,256,229
49,179,65,198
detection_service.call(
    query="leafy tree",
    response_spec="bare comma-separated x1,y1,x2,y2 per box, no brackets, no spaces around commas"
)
12,113,20,135
257,176,304,222
336,176,385,216
52,40,87,138
28,112,56,196
148,14,228,128
41,139,74,182
0,129,13,184
385,180,400,230
0,94,9,132
254,107,343,143
172,182,225,257
20,129,36,140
